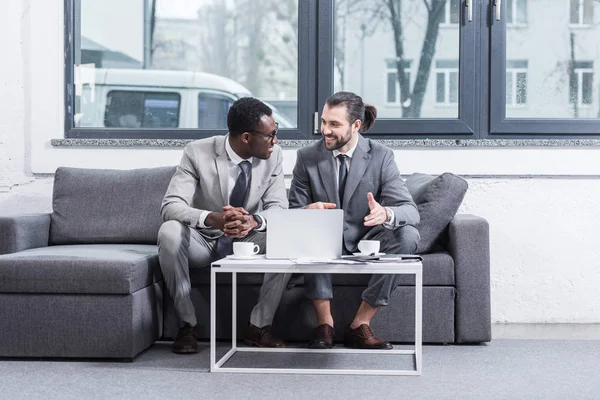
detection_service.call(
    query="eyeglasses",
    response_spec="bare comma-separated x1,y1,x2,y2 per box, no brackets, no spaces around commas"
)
248,122,279,144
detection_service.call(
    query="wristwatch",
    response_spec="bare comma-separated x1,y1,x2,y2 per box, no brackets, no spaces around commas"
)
252,214,264,230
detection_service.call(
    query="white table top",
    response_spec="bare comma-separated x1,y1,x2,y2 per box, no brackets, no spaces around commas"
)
211,255,422,274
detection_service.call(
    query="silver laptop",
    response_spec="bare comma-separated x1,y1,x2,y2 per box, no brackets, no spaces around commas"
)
265,209,344,259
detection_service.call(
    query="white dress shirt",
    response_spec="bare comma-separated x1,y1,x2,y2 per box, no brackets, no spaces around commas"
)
197,138,266,230
333,141,395,228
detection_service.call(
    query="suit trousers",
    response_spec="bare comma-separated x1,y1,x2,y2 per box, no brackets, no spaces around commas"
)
157,220,292,328
304,224,420,307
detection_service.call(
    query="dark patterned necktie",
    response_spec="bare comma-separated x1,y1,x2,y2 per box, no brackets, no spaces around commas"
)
337,154,348,207
216,161,251,258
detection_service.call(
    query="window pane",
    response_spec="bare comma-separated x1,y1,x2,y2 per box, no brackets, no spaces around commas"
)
516,72,527,104
506,0,514,24
450,0,460,24
198,93,234,129
506,2,599,119
74,0,299,130
436,72,445,103
569,72,578,104
506,72,514,104
583,0,594,25
449,71,459,103
582,72,594,104
334,0,459,119
517,0,528,24
570,0,580,24
105,91,180,128
387,72,397,103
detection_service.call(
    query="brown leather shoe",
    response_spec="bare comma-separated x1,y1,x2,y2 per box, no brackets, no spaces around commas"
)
344,324,393,350
309,324,334,349
243,323,286,348
172,324,198,354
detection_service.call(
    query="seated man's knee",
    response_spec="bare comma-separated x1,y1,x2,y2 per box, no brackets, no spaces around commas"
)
394,225,420,254
158,220,187,251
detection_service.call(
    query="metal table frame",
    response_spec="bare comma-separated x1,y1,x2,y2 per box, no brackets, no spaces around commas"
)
210,257,422,375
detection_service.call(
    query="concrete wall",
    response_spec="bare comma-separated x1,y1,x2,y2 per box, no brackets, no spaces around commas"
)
1,0,599,323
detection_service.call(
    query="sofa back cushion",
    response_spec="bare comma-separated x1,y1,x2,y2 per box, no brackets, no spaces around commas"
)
50,166,176,245
405,173,468,254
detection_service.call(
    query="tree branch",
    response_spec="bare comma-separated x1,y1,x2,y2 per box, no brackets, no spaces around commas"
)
422,0,431,12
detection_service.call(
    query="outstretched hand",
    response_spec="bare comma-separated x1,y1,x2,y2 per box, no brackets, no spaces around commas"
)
363,192,387,226
305,202,337,210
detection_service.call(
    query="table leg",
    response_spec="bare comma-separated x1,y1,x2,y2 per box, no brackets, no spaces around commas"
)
415,269,423,374
210,268,217,371
232,272,237,350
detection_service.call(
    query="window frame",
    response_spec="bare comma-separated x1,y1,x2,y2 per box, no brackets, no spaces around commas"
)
63,0,317,140
488,0,600,137
64,0,600,141
320,0,479,139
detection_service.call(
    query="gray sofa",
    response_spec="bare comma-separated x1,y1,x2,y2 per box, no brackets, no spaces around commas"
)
0,166,490,359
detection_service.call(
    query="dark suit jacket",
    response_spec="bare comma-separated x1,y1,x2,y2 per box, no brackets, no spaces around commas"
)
288,135,419,251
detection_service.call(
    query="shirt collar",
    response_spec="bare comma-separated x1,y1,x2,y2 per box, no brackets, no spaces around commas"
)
225,135,253,165
332,139,358,160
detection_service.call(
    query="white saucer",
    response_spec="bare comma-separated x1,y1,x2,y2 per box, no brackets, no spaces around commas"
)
352,252,386,256
227,254,262,260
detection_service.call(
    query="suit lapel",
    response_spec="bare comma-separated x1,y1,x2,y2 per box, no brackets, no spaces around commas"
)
317,144,339,205
343,135,371,209
214,136,229,204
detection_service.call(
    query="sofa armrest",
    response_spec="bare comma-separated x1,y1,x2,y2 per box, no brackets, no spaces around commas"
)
0,214,51,255
447,214,491,343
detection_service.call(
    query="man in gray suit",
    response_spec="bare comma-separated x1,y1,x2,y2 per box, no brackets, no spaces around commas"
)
159,97,291,354
289,91,420,350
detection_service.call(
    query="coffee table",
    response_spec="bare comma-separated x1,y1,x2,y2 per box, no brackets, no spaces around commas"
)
209,256,422,375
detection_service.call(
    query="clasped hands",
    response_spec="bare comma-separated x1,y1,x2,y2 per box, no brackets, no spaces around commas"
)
306,192,388,227
206,206,257,238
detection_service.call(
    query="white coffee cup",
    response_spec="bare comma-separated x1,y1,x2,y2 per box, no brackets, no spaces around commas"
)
233,242,260,257
357,240,380,255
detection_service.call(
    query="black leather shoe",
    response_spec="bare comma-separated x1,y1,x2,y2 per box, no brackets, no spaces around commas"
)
309,324,334,349
172,324,198,354
243,323,286,348
344,324,393,350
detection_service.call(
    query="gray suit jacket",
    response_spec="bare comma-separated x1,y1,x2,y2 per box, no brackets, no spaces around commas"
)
161,135,288,239
289,135,419,251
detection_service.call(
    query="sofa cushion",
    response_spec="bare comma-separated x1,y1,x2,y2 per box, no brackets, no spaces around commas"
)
50,166,176,245
0,244,161,294
405,173,468,253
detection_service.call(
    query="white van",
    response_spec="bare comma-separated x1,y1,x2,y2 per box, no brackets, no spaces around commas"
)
76,68,295,130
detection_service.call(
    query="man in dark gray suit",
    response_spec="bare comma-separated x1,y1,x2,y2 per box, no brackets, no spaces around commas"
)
159,97,291,354
289,91,420,350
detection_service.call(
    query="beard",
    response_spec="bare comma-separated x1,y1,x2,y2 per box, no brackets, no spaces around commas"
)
323,126,353,151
